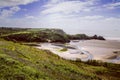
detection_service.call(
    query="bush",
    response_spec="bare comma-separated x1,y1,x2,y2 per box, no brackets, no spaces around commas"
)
67,34,89,40
90,35,105,40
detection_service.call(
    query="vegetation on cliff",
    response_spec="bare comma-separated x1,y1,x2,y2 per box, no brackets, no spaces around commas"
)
67,34,105,40
0,27,70,43
0,27,105,43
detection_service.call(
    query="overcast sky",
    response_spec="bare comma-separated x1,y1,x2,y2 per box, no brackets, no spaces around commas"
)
0,0,120,37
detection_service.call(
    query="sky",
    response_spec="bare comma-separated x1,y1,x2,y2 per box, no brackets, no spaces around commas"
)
0,0,120,37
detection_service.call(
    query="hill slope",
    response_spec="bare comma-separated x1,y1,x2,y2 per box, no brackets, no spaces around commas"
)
0,39,120,80
0,28,70,43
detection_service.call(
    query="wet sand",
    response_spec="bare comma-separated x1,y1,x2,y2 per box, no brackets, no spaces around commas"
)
78,40,120,63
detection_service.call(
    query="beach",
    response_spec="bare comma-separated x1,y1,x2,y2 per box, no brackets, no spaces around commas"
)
36,39,120,64
78,40,120,63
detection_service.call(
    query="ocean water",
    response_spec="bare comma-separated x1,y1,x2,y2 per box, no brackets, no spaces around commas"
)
105,37,120,41
66,29,120,41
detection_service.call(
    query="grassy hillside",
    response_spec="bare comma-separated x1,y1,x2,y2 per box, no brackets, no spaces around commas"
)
0,39,120,80
0,27,105,43
0,28,70,43
0,27,28,36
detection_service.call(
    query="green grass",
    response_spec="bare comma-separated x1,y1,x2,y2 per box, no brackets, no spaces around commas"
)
0,40,120,80
59,48,68,52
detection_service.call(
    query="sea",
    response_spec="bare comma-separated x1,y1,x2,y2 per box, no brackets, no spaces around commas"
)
66,29,120,41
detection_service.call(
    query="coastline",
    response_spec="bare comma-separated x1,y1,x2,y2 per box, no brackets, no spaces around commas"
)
36,39,120,64
77,40,120,64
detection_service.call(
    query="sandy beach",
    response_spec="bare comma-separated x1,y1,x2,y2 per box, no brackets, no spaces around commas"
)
78,40,120,63
36,43,88,60
36,40,120,64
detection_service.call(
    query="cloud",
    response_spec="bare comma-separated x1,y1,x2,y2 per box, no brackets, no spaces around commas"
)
0,17,36,27
25,15,36,19
35,14,120,34
0,0,38,18
0,12,120,37
50,0,64,3
26,16,35,19
0,0,38,7
83,15,104,20
0,6,20,18
103,2,120,9
0,0,119,37
41,0,97,14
